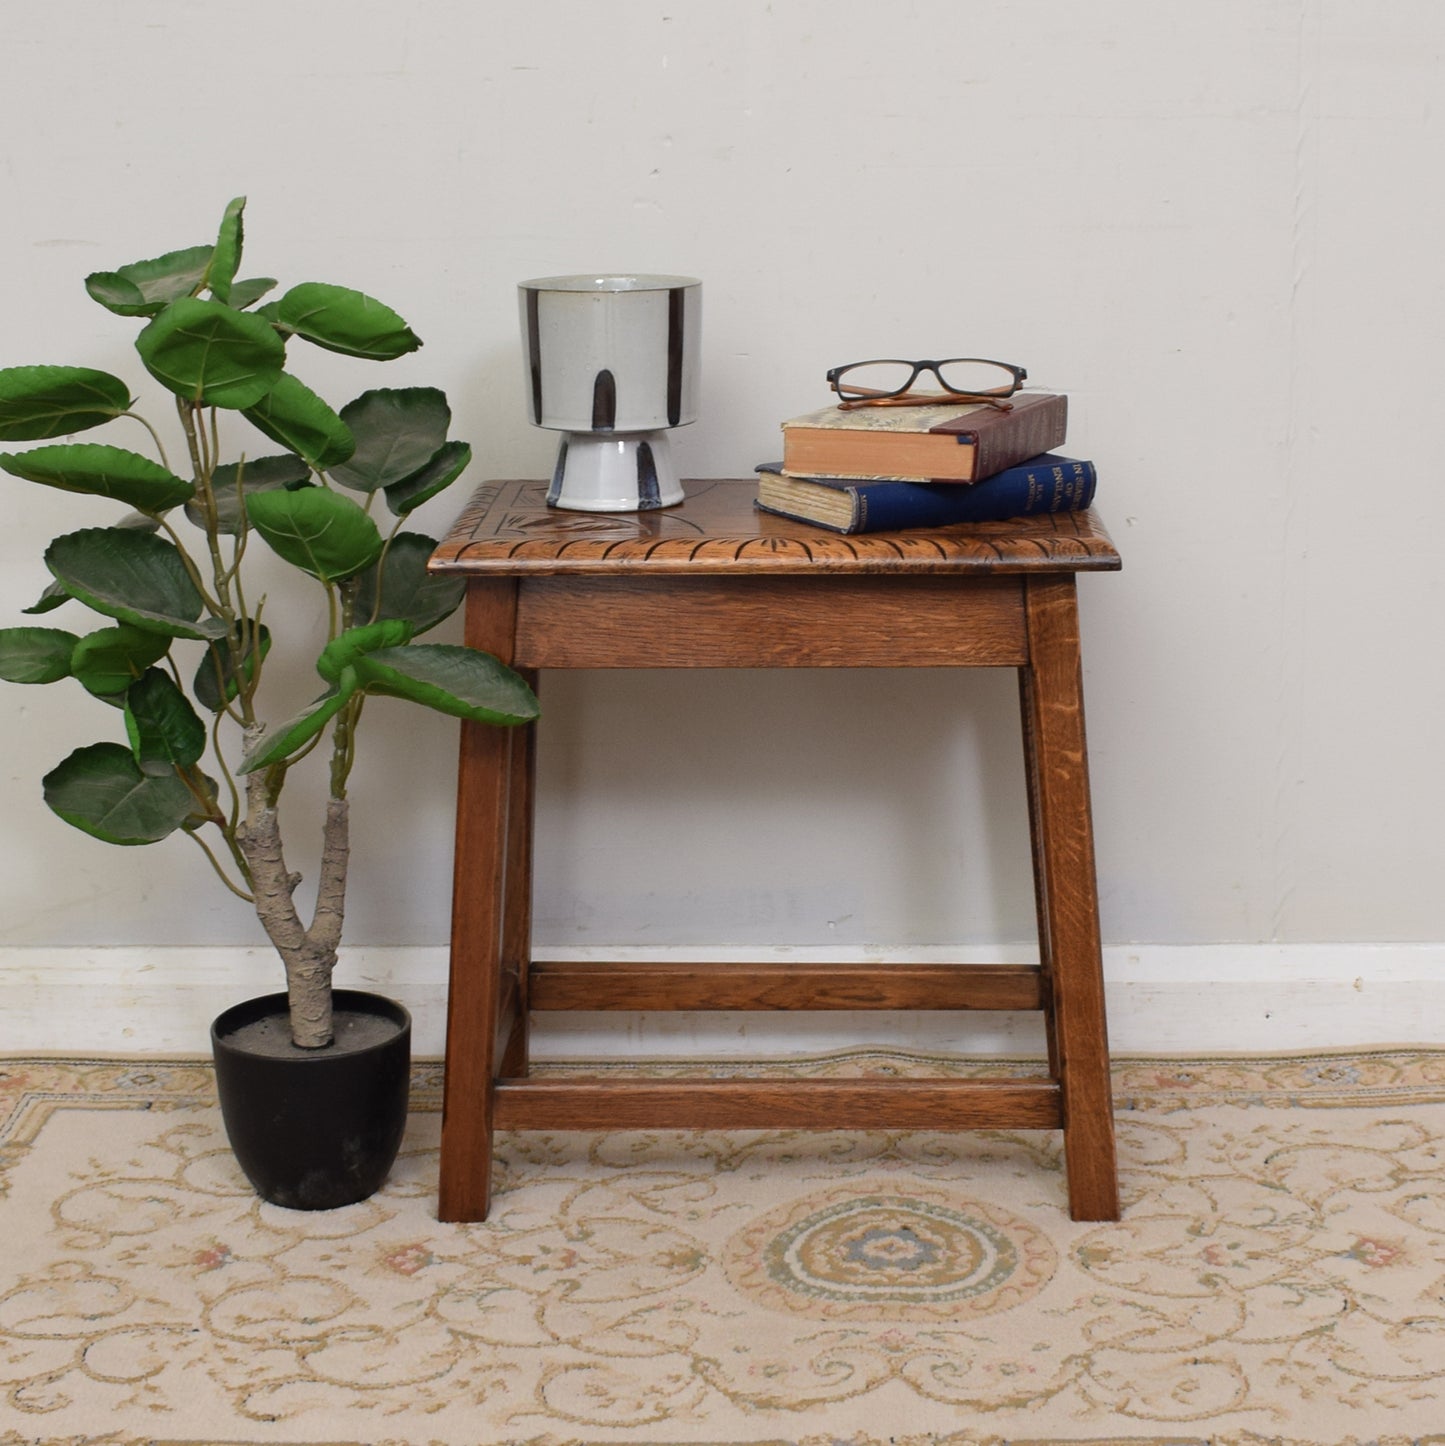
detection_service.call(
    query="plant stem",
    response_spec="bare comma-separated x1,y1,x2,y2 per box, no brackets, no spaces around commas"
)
329,581,362,798
329,697,361,800
210,708,244,832
365,516,409,624
177,398,254,725
122,412,174,473
195,400,211,477
155,515,223,616
186,829,254,903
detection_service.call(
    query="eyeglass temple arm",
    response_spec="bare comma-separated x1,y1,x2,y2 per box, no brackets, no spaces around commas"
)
834,388,1015,411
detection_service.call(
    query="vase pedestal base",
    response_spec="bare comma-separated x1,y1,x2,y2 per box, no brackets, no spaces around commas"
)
547,430,685,512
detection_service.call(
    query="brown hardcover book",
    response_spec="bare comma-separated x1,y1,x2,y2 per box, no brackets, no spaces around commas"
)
780,392,1067,483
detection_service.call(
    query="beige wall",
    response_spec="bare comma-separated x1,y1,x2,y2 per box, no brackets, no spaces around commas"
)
1,0,1442,959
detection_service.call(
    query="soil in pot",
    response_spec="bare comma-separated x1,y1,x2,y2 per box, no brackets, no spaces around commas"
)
223,1007,402,1058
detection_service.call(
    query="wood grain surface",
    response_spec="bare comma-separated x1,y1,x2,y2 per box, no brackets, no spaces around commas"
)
429,480,1122,577
491,1077,1063,1131
511,574,1029,668
527,960,1046,1012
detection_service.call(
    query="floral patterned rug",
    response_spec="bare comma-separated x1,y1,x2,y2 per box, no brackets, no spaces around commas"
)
2,1048,1443,1446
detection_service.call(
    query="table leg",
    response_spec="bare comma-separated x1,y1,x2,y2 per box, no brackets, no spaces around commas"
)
1018,669,1061,1083
1022,575,1120,1222
438,581,521,1222
500,674,538,1079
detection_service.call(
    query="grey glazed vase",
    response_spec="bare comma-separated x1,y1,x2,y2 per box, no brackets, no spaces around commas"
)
519,273,701,512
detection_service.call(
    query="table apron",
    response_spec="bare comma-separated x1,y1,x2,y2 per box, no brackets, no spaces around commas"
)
490,574,1029,668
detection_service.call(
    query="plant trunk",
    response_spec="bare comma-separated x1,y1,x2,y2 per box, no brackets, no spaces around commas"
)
285,942,336,1050
235,761,350,1049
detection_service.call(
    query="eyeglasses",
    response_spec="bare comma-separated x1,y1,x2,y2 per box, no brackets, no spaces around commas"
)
826,357,1027,410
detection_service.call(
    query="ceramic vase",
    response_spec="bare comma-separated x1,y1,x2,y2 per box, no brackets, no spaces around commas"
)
519,273,701,511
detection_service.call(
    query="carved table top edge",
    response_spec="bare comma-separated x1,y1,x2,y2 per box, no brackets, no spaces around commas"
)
429,480,1122,577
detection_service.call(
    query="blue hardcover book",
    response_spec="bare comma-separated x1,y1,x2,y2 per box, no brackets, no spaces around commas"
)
754,454,1097,535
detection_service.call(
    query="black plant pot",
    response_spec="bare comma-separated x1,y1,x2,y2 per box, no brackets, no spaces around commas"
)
211,989,411,1211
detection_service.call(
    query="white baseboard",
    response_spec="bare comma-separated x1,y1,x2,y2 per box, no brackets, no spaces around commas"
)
2,943,1442,1058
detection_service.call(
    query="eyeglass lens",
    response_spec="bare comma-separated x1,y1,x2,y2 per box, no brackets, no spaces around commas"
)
835,359,1018,398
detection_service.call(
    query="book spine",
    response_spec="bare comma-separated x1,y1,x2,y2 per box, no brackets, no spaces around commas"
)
955,393,1069,479
812,456,1096,534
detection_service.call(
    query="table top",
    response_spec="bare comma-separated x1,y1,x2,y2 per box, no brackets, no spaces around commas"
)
429,479,1121,578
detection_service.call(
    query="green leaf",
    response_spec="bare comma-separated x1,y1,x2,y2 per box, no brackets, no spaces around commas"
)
208,196,245,304
181,770,221,831
124,668,206,774
114,510,164,533
353,533,464,635
135,297,285,409
193,622,272,712
42,741,194,845
85,244,214,317
328,388,451,492
21,580,71,615
0,627,80,683
243,372,355,470
384,439,472,515
227,277,276,310
0,442,193,511
84,273,151,317
184,453,312,535
315,618,414,683
238,682,356,774
216,452,312,489
22,509,159,614
70,624,171,697
246,486,384,583
356,644,538,725
274,283,422,361
0,365,134,441
45,528,226,641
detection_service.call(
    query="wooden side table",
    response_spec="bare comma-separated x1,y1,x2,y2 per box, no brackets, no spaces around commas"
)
428,480,1122,1222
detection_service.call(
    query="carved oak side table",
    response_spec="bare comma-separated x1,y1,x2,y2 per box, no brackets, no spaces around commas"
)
428,479,1122,1222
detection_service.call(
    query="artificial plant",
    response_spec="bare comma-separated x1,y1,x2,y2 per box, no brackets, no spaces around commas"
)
0,197,537,1047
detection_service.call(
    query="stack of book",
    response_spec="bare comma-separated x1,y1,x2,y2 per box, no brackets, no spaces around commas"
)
754,392,1096,535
